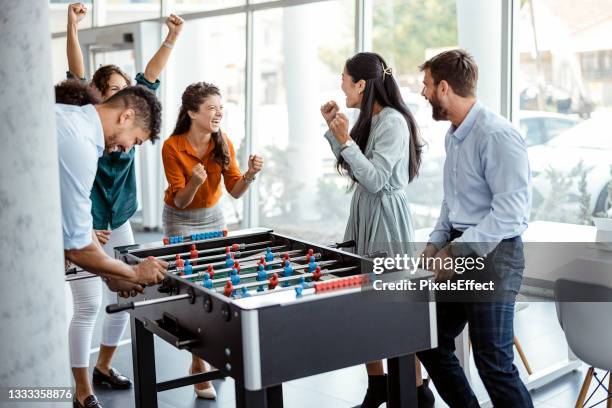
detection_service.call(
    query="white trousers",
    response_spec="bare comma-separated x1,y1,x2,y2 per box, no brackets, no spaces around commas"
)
68,221,134,368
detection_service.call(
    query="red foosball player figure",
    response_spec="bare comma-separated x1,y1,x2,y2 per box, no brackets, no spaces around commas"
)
312,266,322,281
175,255,185,275
207,264,215,279
190,244,198,265
268,272,279,290
223,281,233,297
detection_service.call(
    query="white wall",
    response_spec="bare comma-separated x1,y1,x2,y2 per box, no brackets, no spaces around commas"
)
457,0,504,115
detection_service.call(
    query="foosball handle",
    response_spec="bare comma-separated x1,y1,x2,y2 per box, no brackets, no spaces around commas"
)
106,302,135,314
329,240,356,249
367,251,388,259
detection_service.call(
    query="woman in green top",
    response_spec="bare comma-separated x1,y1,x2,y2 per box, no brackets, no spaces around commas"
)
65,4,183,408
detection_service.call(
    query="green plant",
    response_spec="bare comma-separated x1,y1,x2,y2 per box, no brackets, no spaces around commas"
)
532,161,589,224
578,169,592,225
594,164,612,218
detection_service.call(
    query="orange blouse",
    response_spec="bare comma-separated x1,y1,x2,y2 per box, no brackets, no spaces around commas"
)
162,133,243,210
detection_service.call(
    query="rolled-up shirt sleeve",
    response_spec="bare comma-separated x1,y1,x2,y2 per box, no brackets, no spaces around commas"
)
455,130,531,256
429,199,452,248
162,142,186,197
323,129,343,159
59,139,95,250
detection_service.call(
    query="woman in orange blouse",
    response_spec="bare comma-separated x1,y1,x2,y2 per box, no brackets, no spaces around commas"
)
162,82,263,399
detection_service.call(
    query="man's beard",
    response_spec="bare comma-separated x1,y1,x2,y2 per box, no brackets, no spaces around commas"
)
429,95,448,121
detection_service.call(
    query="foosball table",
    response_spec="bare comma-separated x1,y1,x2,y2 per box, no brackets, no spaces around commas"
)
106,228,437,408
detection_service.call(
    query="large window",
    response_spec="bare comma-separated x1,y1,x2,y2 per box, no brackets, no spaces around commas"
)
252,1,355,243
518,0,612,224
51,0,610,234
370,0,458,230
103,0,161,25
49,0,93,33
172,0,245,13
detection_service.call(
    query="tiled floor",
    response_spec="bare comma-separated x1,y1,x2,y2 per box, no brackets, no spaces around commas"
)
65,231,610,407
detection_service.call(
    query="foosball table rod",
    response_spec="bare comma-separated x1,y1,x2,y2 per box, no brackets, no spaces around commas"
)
170,249,312,276
157,240,276,262
220,266,361,298
106,292,192,314
202,258,337,286
177,251,323,279
168,244,288,267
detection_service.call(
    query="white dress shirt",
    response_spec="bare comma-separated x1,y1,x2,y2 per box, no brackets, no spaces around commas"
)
56,104,104,250
429,101,532,256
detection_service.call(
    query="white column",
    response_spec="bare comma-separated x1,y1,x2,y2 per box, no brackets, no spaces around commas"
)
456,0,504,115
0,0,71,400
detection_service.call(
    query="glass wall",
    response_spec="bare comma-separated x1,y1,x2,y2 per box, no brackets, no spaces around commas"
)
370,0,458,230
50,0,612,235
252,0,355,243
172,0,245,13
518,0,612,224
49,0,93,33
103,0,162,25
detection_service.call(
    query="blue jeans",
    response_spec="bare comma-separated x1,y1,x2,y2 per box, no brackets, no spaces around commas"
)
418,302,533,407
417,233,533,407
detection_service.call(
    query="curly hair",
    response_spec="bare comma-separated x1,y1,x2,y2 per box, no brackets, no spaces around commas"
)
104,86,162,143
55,79,102,106
172,82,230,168
91,65,132,96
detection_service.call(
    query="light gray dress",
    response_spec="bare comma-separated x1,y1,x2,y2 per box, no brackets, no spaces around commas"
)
324,107,415,258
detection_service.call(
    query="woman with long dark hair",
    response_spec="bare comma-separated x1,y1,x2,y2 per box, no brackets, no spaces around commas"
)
320,52,434,408
162,82,263,399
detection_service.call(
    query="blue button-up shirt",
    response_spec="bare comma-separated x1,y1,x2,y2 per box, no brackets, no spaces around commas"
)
56,104,105,250
429,101,531,256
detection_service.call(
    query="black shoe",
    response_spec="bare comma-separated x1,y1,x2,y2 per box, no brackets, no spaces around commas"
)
355,374,388,408
92,366,132,389
73,394,103,408
417,378,435,408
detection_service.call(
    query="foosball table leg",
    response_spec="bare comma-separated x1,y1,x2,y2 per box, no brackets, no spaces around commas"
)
131,317,159,408
387,354,417,408
235,382,284,408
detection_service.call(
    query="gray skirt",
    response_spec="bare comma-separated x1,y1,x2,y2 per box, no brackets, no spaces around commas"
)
344,186,415,258
162,204,226,237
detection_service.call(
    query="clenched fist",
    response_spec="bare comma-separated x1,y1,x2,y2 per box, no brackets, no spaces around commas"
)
320,101,340,127
165,13,184,36
68,3,87,26
247,154,264,176
190,163,207,186
329,112,350,144
132,256,167,285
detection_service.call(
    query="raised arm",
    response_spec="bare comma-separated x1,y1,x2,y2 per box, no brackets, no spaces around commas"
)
143,14,184,83
66,3,87,79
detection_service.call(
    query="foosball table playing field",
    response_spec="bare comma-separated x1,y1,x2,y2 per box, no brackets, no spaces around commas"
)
106,228,437,408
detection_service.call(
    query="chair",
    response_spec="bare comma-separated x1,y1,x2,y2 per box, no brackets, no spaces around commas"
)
554,279,612,408
514,298,534,376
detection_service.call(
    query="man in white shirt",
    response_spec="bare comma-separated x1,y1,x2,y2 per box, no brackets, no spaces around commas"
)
57,84,167,293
